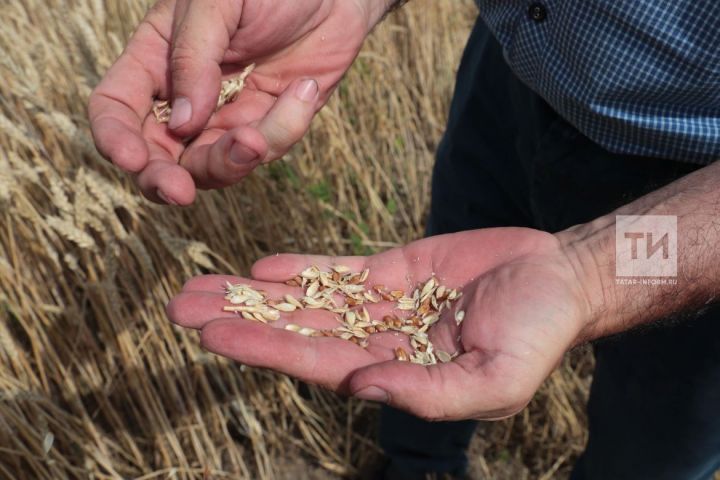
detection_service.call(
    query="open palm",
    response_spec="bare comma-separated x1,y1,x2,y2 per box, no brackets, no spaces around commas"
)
89,0,379,204
168,228,591,420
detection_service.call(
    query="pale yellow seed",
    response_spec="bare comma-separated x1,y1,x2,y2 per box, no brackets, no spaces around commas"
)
436,350,452,363
306,281,320,297
301,267,320,279
284,294,303,309
273,303,296,312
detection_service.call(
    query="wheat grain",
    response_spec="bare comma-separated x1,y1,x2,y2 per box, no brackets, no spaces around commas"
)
153,64,256,123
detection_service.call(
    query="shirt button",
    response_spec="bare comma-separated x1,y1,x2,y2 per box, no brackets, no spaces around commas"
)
528,2,547,22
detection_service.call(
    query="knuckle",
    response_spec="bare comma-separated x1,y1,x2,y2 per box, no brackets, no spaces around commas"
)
170,44,200,76
268,121,305,148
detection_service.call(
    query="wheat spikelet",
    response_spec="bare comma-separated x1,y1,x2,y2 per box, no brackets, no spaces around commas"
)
48,177,73,218
72,176,92,228
0,112,36,150
46,215,96,250
84,169,139,211
186,242,216,270
7,152,42,184
36,111,77,139
72,13,106,72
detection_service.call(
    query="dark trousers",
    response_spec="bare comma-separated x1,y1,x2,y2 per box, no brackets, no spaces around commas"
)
379,18,720,480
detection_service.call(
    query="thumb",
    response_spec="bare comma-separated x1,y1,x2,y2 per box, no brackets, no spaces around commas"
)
168,0,241,136
348,351,528,421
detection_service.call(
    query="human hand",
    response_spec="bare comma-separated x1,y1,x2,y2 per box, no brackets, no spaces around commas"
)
167,228,594,420
89,0,391,205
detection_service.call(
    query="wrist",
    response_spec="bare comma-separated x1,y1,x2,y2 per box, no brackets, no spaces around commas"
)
555,217,619,343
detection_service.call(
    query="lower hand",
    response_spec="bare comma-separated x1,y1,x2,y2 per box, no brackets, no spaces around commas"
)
167,228,592,420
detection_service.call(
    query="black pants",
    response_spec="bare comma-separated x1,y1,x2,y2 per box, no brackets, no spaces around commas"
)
378,18,720,480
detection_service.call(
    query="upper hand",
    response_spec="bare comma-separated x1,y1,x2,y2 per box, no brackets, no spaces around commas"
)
167,228,593,421
89,0,388,205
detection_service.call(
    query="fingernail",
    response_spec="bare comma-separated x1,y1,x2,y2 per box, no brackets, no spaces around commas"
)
168,97,192,130
295,79,318,102
354,386,388,403
156,189,178,205
230,142,260,165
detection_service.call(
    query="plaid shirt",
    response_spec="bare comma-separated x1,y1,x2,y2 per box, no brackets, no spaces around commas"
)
477,0,720,164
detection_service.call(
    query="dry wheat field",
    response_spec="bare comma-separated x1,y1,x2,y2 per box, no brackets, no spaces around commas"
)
0,0,597,478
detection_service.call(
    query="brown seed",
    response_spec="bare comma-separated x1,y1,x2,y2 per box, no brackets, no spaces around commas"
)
390,290,404,299
394,347,409,362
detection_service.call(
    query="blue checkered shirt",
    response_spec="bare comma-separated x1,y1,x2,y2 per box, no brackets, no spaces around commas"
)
477,0,720,164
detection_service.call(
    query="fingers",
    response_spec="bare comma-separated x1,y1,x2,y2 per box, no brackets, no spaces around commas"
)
255,78,320,161
132,108,194,204
200,317,376,391
178,126,268,189
136,159,196,205
167,0,241,136
89,20,170,172
176,77,320,189
348,351,529,421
